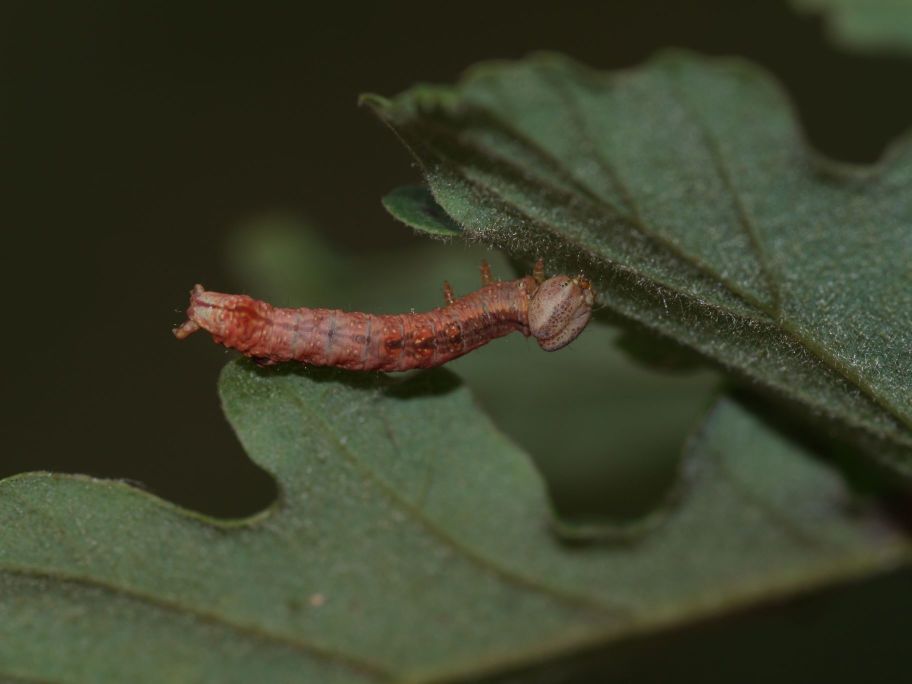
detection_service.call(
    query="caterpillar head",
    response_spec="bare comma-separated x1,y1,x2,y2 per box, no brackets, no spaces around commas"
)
528,275,594,351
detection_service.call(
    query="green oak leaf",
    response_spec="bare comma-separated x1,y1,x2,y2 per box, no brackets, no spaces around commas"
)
1,362,908,683
793,0,912,53
363,51,912,473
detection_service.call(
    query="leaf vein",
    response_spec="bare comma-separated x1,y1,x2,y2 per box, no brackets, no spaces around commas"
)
663,72,783,313
282,389,628,616
0,565,394,682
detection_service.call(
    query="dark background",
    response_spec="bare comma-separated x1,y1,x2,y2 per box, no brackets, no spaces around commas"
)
3,1,912,681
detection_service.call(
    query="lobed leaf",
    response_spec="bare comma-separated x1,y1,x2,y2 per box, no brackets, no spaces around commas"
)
0,362,909,682
365,51,912,473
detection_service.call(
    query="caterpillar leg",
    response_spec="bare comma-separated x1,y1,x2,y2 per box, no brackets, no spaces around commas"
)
480,259,493,286
442,280,455,305
533,258,545,284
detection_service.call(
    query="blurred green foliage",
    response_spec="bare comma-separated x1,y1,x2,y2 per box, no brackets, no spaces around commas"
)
794,0,912,53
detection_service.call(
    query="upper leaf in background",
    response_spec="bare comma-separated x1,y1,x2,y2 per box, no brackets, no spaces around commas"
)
366,51,912,472
1,361,908,683
793,0,912,54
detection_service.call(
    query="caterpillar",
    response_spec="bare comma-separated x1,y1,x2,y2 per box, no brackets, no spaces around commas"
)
173,259,594,372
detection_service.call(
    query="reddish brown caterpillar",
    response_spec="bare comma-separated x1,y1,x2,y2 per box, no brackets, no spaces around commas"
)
173,259,594,372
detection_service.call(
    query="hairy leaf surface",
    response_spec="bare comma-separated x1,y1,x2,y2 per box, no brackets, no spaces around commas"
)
368,51,912,471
